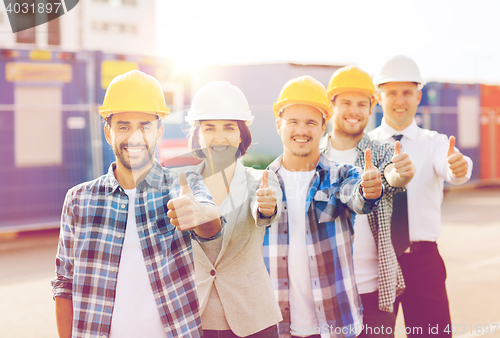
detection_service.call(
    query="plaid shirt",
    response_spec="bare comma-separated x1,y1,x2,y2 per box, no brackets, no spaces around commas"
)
263,154,381,338
51,160,220,338
320,134,406,313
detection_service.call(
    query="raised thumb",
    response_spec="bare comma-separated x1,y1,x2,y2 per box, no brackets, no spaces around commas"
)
394,140,401,156
447,136,456,157
260,170,269,189
179,172,191,196
364,148,373,172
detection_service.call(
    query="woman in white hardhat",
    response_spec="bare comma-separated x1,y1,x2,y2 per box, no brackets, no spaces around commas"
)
181,81,282,337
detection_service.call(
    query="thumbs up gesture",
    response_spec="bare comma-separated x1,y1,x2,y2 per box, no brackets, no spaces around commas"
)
447,136,468,178
361,148,383,200
167,172,200,231
391,141,415,178
256,170,277,217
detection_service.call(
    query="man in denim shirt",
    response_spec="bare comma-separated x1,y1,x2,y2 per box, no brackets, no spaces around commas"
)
264,76,383,338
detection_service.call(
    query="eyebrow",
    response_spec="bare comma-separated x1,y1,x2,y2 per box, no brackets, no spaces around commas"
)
202,122,237,127
115,121,154,125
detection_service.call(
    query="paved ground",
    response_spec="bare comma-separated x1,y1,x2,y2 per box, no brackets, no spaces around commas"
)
0,187,499,338
394,187,500,338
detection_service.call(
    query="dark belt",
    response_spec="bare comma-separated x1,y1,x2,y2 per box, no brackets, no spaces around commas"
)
403,241,436,254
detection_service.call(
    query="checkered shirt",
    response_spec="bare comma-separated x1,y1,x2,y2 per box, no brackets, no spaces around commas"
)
320,133,406,312
51,160,220,338
263,154,382,338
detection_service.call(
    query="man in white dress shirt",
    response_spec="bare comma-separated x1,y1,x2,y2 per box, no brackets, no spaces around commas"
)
368,55,473,337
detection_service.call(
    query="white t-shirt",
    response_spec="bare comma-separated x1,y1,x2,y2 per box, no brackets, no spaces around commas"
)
325,142,379,294
280,166,318,336
109,188,165,338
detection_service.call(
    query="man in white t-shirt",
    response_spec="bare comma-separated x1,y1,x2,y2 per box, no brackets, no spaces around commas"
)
263,75,384,338
320,66,415,338
369,55,472,337
52,70,222,338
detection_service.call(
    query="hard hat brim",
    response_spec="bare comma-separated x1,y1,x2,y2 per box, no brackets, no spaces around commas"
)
185,114,254,126
99,108,170,120
328,88,378,107
273,100,332,121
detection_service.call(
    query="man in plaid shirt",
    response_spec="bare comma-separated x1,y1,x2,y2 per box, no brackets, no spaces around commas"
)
51,70,222,338
320,66,416,338
264,76,383,338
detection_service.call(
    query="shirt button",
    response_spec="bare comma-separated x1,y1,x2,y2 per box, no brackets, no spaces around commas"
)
121,204,126,209
284,281,288,286
284,307,289,311
210,269,216,276
282,257,286,260
106,301,112,306
102,336,107,338
116,234,122,239
111,267,116,272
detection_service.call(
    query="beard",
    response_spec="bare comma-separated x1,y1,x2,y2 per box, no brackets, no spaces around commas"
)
291,149,312,157
114,140,156,171
288,134,314,158
334,118,366,140
335,126,364,139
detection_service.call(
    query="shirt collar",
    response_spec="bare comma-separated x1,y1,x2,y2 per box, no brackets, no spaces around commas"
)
320,132,371,155
269,154,328,182
103,160,164,196
379,118,419,141
355,133,373,152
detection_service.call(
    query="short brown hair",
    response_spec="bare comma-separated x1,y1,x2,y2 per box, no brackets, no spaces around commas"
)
187,120,252,159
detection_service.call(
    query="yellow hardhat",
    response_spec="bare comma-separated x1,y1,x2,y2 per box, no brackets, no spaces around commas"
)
327,66,377,107
273,75,332,121
99,70,170,119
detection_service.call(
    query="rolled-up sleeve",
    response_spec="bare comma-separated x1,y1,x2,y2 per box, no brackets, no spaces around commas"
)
51,191,75,300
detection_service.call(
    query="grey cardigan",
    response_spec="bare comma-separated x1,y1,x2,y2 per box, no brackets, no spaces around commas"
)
174,160,283,336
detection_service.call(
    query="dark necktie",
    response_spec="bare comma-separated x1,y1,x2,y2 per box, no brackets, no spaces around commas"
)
391,134,410,256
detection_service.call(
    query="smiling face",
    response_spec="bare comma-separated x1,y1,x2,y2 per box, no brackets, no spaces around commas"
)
277,104,326,168
104,112,164,174
198,120,242,163
378,82,422,131
331,91,371,139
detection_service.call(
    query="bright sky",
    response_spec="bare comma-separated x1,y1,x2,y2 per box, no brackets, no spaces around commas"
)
156,0,500,84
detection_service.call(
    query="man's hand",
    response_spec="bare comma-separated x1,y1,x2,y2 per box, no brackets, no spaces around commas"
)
256,170,277,217
447,136,468,178
391,141,416,178
362,148,383,200
167,172,203,231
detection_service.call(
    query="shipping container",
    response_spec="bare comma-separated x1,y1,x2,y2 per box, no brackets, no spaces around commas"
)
479,85,500,181
0,49,93,231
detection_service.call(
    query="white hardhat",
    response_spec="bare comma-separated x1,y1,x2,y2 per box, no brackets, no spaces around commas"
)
186,81,254,125
373,55,426,90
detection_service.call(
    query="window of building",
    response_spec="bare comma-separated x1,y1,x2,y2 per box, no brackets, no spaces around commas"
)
92,21,137,34
48,17,61,45
16,27,36,44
